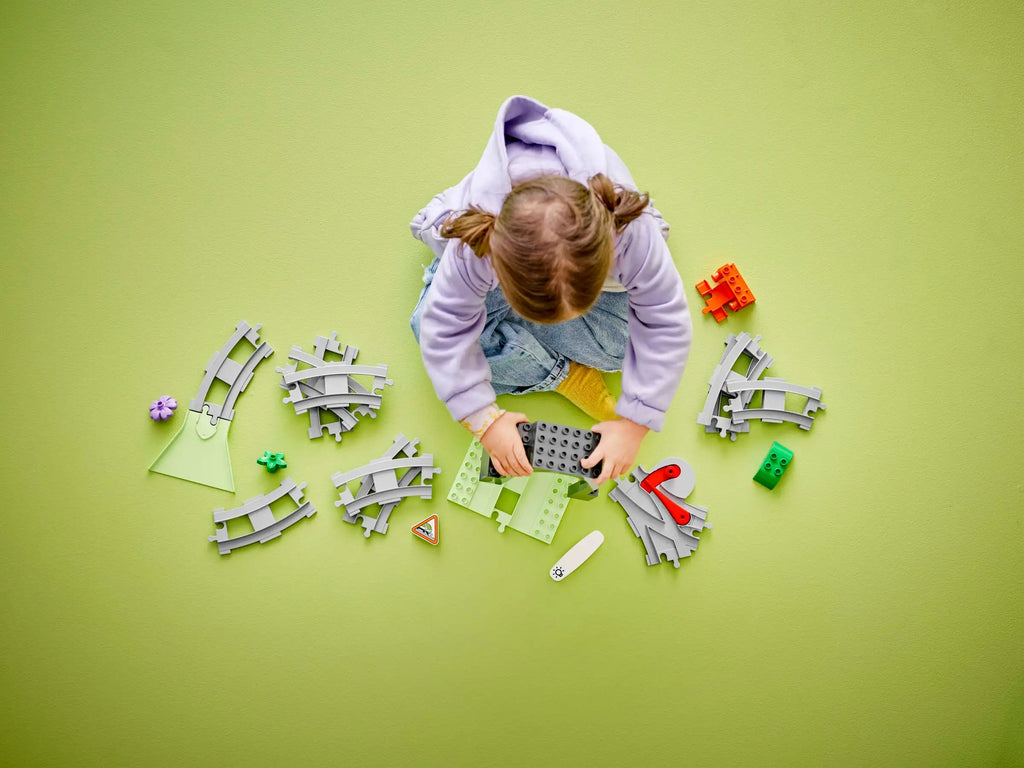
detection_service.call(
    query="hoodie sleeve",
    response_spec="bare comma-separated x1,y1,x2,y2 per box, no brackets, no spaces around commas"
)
613,214,692,431
418,239,500,422
409,171,474,259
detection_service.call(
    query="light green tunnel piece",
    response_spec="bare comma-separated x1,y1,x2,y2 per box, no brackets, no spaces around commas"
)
148,409,235,492
447,440,573,544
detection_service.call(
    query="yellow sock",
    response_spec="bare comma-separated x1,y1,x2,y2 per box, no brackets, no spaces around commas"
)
555,362,618,423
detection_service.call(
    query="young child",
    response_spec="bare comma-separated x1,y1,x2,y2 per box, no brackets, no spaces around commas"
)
409,95,691,484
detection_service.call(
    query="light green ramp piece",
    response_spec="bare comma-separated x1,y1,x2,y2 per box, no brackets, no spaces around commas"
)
149,407,235,492
446,440,572,544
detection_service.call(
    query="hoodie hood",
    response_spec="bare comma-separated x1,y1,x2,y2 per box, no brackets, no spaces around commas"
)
465,95,611,213
410,95,688,432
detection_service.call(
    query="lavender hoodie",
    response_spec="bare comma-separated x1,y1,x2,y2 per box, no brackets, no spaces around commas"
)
410,95,691,431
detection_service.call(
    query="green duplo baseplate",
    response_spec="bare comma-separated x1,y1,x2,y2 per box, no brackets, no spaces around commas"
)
447,440,575,544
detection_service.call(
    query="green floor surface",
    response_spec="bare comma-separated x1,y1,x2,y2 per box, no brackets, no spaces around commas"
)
2,2,1022,767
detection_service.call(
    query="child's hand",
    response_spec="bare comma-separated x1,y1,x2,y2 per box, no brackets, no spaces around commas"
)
480,411,533,477
581,418,650,485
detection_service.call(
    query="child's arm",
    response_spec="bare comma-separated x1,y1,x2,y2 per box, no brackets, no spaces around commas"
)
581,216,690,485
417,240,502,425
612,213,692,431
419,245,535,477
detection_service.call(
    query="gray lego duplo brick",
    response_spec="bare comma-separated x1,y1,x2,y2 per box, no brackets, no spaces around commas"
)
531,421,602,479
481,420,602,484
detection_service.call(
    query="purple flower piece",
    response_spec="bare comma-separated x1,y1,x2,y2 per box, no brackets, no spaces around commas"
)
149,395,178,421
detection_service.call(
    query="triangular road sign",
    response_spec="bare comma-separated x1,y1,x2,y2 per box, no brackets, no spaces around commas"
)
411,514,439,545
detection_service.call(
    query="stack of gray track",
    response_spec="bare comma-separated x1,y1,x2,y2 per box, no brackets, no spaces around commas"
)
277,331,393,441
608,458,711,568
332,434,441,538
697,332,826,441
209,477,316,555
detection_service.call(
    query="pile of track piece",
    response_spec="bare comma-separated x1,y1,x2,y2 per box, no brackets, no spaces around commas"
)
332,434,441,538
277,332,393,442
698,332,826,441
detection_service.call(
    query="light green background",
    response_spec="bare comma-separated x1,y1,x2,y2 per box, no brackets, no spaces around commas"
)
2,2,1022,766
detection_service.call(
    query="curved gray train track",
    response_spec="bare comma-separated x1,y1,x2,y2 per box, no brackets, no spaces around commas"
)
189,320,274,424
283,390,382,414
280,363,392,389
209,477,316,555
697,332,772,439
721,407,818,430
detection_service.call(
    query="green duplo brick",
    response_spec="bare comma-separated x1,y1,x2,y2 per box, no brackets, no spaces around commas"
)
753,442,793,489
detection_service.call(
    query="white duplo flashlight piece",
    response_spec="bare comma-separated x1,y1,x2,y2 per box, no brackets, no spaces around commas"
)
550,530,604,581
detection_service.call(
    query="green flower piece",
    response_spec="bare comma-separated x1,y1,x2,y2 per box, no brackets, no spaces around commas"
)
257,451,287,473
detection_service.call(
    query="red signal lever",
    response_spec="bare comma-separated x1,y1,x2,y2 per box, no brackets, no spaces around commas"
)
639,464,691,526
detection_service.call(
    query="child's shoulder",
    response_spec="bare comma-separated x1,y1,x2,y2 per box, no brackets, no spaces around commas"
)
615,210,666,256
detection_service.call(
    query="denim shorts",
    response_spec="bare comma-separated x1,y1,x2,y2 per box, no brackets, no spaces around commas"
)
410,257,629,396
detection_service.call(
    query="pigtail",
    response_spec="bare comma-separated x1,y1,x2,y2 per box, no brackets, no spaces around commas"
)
440,206,496,257
588,173,650,233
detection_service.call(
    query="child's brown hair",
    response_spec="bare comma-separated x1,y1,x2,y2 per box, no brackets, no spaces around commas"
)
441,173,649,323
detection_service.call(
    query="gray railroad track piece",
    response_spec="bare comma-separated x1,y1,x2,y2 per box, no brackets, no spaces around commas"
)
189,320,274,425
697,332,772,440
208,477,316,555
277,332,393,441
283,389,382,413
280,363,392,391
287,343,392,400
722,377,823,403
481,420,602,488
303,394,350,441
698,332,825,438
332,434,441,537
608,459,711,568
723,376,826,429
292,380,364,440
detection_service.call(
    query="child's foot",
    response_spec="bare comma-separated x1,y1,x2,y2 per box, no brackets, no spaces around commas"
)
555,362,618,423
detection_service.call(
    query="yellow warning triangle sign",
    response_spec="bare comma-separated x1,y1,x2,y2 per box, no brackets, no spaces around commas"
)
411,514,439,545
